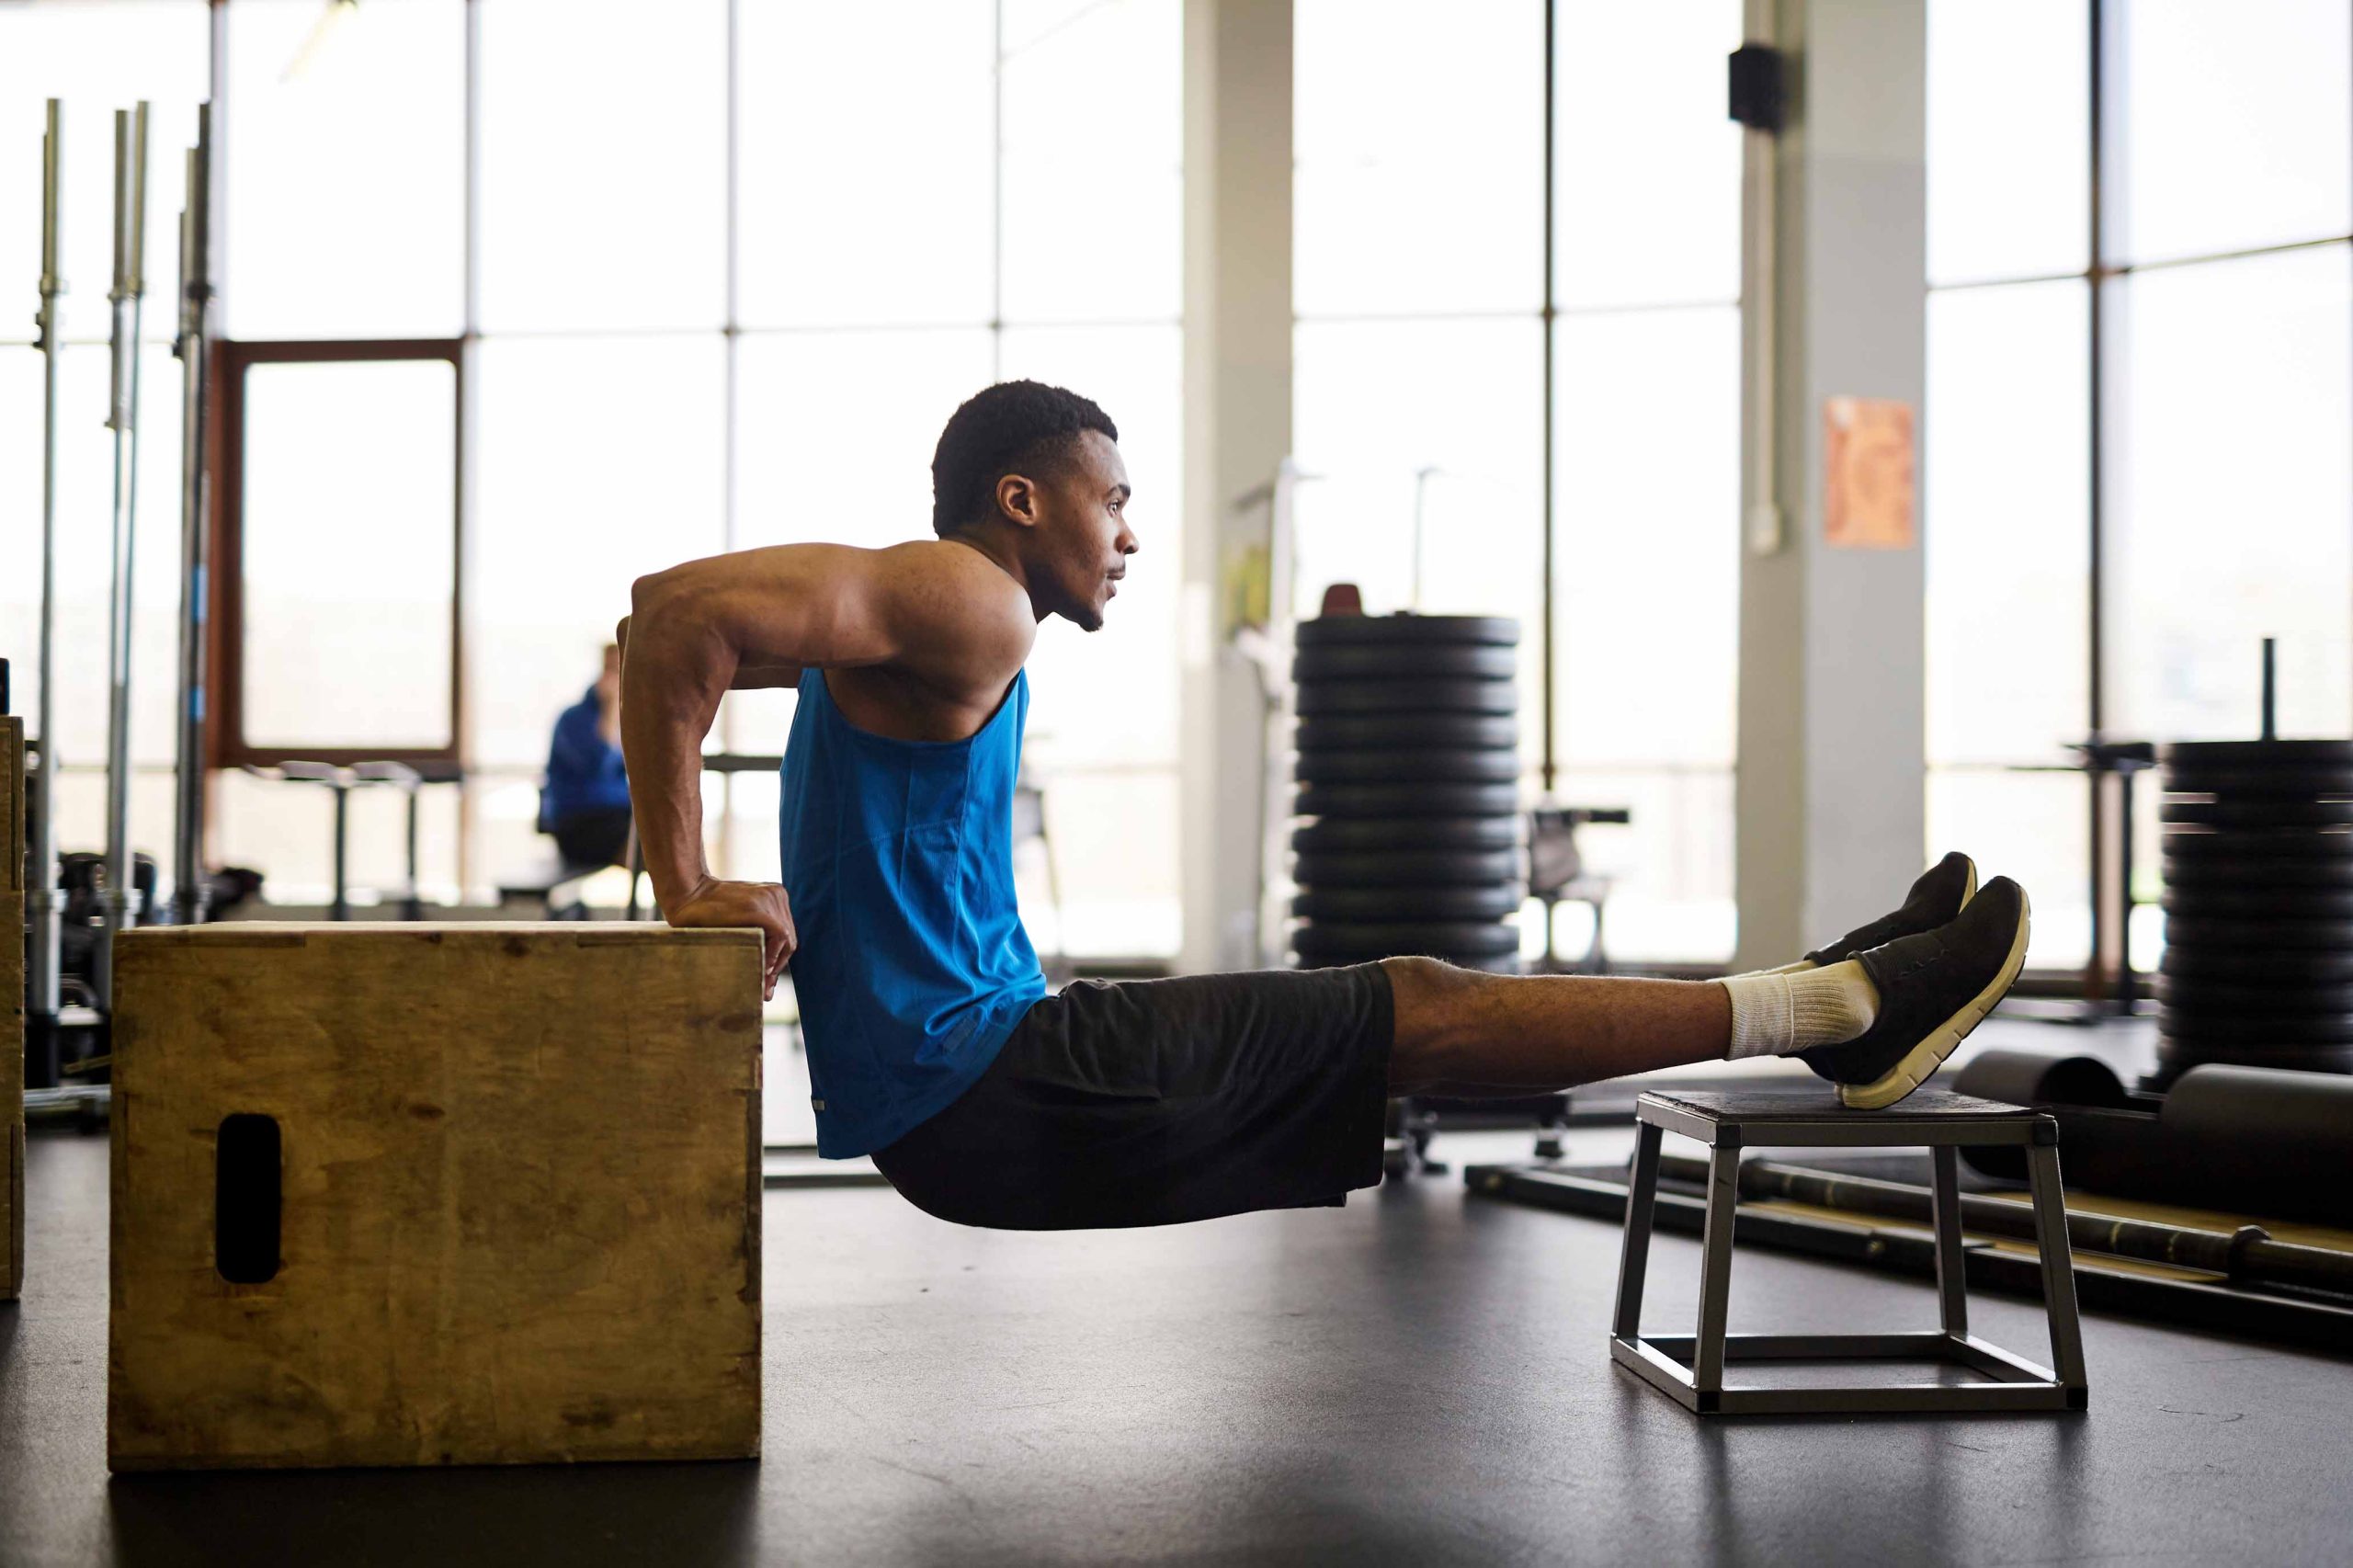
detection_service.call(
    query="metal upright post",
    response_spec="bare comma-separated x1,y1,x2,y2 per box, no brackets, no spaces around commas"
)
1610,1122,1664,1340
96,102,151,1010
2026,1142,2091,1398
1929,1144,1970,1338
170,105,215,926
27,100,67,1087
1690,1142,1740,1394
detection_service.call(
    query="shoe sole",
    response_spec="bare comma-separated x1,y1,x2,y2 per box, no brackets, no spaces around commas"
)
1836,885,2029,1110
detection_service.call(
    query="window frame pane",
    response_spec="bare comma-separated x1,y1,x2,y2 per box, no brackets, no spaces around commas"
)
211,337,465,770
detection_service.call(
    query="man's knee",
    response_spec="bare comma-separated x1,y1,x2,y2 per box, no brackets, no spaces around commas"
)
1381,955,1488,1087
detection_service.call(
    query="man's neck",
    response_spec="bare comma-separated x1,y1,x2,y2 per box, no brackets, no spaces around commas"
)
941,529,1035,611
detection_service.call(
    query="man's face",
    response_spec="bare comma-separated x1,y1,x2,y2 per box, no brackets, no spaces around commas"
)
1029,430,1138,633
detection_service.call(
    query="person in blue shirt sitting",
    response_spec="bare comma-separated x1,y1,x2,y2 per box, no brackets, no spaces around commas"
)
540,643,633,869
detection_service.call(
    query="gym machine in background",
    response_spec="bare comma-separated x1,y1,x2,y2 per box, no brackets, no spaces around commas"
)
169,105,215,928
1226,461,1631,1178
1285,604,1572,1180
93,101,151,1017
26,101,66,1090
20,98,213,1100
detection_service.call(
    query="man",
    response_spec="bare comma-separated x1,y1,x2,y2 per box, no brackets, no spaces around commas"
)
540,643,633,869
620,381,2029,1231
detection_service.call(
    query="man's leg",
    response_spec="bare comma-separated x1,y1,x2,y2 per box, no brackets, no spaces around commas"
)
1381,870,2029,1110
1382,852,1982,1096
1382,960,1732,1095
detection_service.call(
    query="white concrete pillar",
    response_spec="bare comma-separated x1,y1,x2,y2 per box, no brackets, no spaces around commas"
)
1180,0,1291,974
1733,0,1929,971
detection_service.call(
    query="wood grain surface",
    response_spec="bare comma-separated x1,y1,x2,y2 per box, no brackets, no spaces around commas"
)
108,923,762,1471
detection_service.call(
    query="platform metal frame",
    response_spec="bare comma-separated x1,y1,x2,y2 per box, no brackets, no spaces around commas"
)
1610,1087,2090,1416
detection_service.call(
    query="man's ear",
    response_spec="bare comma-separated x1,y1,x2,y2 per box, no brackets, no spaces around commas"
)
614,615,631,668
995,472,1040,528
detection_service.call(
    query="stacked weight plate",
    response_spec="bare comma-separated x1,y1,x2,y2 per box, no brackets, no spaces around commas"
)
1289,615,1525,973
2155,738,2353,1085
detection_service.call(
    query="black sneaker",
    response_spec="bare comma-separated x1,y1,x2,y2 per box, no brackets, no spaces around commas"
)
1799,876,2030,1109
1802,851,1978,966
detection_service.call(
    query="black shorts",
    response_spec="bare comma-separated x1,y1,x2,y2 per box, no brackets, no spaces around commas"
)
870,963,1395,1230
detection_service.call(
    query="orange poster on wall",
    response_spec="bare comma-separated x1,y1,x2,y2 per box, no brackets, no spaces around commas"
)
1823,396,1915,550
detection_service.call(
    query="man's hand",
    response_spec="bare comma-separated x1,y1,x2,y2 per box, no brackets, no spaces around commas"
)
668,878,797,999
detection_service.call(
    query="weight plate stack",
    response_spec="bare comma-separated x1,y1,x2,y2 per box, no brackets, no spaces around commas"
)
2155,737,2353,1086
1289,614,1527,973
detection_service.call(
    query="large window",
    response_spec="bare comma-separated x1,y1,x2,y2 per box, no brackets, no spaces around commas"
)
1293,0,1745,965
2,0,1185,956
0,2,212,896
1926,0,2353,981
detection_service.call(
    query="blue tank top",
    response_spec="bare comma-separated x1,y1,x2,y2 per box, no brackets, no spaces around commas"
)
779,667,1047,1157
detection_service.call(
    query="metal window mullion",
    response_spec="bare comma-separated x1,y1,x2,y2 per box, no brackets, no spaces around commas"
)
723,0,741,557
456,0,483,897
2088,0,2128,997
1540,0,1557,796
2088,0,2125,736
719,0,742,870
992,0,1006,376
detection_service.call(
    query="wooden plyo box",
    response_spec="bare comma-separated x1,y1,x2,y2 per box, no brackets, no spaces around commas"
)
108,923,763,1471
3,718,22,1302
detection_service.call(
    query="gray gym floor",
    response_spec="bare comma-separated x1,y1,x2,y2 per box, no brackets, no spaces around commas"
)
5,1016,2349,1567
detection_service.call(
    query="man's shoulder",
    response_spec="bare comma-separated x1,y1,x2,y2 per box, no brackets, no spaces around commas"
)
871,540,1035,655
874,538,1021,594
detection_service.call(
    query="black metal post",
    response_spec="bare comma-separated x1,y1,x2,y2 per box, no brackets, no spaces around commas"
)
404,787,423,920
330,784,349,922
2260,635,2277,741
1929,1146,1970,1338
2116,763,2138,1015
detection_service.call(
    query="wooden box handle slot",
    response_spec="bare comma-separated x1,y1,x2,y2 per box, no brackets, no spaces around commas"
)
214,1114,281,1284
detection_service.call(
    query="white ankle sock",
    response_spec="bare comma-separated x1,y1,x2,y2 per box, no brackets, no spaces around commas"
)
1719,961,1881,1060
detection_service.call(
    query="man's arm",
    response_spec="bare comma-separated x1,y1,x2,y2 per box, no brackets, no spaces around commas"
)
617,613,801,691
619,542,1027,994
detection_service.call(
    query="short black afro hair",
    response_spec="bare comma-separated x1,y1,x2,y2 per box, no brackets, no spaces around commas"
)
931,380,1119,536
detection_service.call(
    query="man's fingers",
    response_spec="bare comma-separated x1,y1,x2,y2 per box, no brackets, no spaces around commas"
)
760,936,786,1000
662,881,790,995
